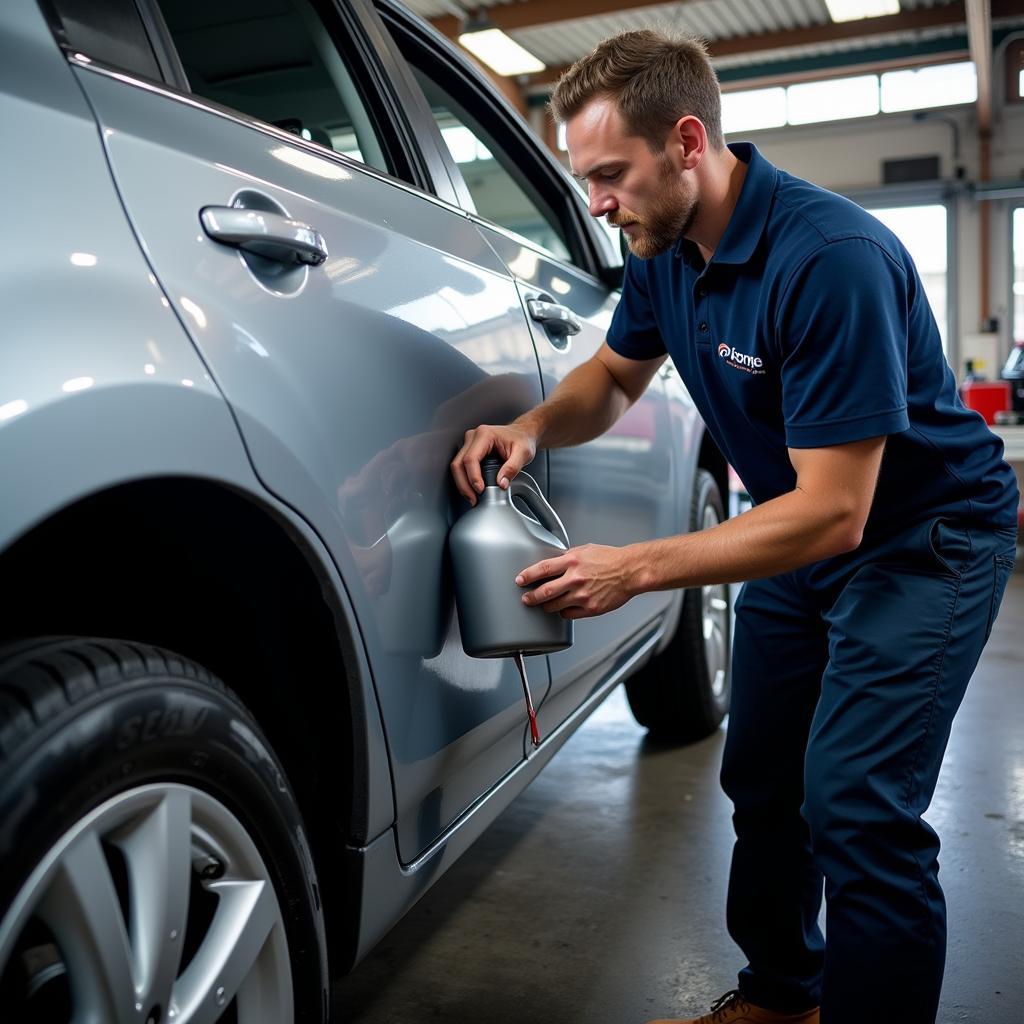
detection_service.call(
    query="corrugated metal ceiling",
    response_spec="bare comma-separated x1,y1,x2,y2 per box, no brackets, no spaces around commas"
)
398,0,976,75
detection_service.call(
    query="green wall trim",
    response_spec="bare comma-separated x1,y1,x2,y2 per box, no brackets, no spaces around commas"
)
716,35,969,84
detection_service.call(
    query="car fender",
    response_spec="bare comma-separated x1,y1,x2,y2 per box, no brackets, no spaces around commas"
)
0,1,394,841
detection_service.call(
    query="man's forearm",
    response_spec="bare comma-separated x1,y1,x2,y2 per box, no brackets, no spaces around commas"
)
516,438,883,618
514,357,632,450
629,487,863,593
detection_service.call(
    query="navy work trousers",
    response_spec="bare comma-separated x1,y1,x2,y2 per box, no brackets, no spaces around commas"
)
721,516,1016,1024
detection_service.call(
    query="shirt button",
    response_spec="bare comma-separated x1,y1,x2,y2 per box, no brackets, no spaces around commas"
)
697,285,707,298
698,320,709,333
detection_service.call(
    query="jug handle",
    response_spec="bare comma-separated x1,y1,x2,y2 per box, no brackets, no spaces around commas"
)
510,472,570,550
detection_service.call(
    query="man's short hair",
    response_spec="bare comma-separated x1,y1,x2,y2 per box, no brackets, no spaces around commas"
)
549,29,724,153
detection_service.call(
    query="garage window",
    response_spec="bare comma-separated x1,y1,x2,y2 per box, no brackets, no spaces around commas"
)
867,204,950,353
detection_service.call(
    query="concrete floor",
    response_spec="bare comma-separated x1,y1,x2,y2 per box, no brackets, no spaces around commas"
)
334,569,1024,1024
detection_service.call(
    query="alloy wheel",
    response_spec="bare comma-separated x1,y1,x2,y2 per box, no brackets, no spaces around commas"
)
0,783,293,1024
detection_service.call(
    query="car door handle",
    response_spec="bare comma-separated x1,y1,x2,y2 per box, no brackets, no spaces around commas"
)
199,206,329,267
527,298,582,338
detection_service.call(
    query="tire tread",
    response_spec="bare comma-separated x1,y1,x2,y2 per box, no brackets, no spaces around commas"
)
0,636,225,768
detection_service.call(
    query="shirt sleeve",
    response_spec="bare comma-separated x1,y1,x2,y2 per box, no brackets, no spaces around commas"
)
777,236,911,448
606,254,668,360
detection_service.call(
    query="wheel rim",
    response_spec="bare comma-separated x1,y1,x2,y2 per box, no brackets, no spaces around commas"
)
0,783,293,1024
701,503,730,701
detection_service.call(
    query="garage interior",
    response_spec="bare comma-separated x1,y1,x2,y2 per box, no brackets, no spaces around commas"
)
335,1,1024,1021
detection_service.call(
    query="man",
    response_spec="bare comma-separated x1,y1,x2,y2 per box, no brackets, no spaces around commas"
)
450,30,1019,1024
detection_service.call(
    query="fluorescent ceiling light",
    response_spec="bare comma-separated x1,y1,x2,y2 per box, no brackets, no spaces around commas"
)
458,28,545,76
824,0,899,23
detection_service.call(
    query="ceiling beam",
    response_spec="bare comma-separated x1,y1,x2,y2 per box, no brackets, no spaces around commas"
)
705,2,971,60
431,0,683,38
431,0,972,43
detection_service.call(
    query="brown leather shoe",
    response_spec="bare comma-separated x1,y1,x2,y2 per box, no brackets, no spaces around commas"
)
646,989,820,1024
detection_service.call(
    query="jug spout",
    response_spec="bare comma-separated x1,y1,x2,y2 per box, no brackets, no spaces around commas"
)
481,455,504,489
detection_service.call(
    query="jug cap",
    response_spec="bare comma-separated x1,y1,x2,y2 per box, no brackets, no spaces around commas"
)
482,455,503,488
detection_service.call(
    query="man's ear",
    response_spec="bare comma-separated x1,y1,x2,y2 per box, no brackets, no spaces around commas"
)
670,115,707,170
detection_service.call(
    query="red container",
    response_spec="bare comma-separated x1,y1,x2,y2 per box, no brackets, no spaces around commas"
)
960,380,1011,424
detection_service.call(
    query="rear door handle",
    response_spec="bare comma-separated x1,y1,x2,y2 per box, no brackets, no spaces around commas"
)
200,206,329,266
527,298,582,338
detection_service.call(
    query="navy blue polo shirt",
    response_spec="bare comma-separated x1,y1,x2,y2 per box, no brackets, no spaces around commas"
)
608,142,1018,565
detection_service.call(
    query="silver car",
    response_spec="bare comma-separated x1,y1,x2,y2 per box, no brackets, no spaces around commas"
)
0,0,732,1020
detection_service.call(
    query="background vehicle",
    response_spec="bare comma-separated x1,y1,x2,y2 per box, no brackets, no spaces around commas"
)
0,0,732,1019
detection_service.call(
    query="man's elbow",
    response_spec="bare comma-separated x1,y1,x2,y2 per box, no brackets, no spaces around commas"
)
831,524,865,556
822,504,869,557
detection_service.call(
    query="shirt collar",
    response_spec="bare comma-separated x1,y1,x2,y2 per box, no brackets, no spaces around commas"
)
674,142,778,267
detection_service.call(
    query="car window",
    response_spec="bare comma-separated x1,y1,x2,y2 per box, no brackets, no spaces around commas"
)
48,0,169,80
405,64,572,263
154,0,390,174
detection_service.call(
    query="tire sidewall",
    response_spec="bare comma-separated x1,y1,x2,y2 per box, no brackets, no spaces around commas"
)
0,673,327,1023
683,469,731,721
623,469,733,742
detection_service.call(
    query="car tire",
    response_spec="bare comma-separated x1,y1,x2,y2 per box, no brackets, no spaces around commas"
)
624,469,731,743
0,636,327,1024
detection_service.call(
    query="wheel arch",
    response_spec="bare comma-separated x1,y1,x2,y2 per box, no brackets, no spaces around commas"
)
0,475,390,970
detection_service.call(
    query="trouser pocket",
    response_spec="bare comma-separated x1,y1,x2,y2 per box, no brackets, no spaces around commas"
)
927,517,972,576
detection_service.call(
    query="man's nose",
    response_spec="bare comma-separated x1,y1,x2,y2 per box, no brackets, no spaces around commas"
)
588,185,617,219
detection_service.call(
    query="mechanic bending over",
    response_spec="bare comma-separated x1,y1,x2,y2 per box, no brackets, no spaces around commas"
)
450,30,1019,1024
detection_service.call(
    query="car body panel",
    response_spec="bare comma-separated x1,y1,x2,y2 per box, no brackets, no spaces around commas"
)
72,61,555,863
346,615,662,966
0,0,399,846
0,3,229,547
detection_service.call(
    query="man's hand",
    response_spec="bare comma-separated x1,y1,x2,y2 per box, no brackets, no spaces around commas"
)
516,543,640,619
451,423,538,504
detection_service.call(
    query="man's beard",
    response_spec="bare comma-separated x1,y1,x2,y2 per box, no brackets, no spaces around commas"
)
608,164,697,260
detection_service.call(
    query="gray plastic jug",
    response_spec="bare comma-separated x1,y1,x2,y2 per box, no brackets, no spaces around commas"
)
450,457,574,659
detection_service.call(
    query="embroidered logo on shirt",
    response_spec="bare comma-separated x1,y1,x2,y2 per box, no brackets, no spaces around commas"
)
718,343,766,375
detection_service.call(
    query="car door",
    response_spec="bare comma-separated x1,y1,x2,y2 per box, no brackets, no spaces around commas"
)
53,0,553,863
378,2,681,741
